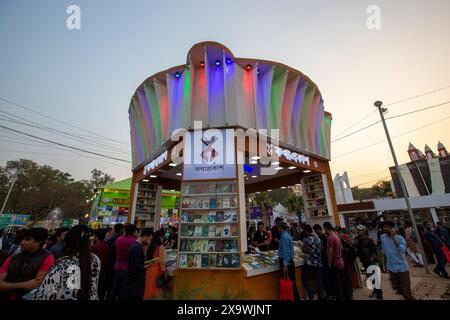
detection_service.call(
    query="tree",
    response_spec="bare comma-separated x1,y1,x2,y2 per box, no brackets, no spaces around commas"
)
250,192,274,227
281,190,304,215
352,179,393,201
82,169,115,194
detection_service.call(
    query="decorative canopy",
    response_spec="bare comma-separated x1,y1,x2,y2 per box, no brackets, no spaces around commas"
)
129,42,332,170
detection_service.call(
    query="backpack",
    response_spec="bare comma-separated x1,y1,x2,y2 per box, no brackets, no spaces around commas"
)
339,236,357,263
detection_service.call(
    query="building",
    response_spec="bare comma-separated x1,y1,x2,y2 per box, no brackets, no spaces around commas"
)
337,142,450,228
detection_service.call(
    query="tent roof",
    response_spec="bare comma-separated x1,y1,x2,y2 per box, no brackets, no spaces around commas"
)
101,178,132,191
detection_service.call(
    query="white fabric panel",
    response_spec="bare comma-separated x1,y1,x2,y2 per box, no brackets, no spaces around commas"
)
428,158,445,194
399,164,420,197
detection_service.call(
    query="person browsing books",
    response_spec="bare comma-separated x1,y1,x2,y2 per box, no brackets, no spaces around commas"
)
254,222,270,252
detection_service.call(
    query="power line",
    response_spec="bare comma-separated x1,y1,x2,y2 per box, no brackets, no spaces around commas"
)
353,176,391,187
332,114,450,159
0,111,131,155
332,100,450,143
0,96,129,145
384,85,450,107
332,109,377,139
0,124,131,163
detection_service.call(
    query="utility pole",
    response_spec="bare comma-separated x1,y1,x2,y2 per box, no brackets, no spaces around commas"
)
0,171,18,215
374,101,430,274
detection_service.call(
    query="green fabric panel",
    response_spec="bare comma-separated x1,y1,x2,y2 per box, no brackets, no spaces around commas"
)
269,67,288,130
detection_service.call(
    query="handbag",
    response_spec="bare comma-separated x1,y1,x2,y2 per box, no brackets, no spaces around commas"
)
279,274,294,300
442,245,450,263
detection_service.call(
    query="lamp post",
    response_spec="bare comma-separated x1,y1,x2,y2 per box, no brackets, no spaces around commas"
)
374,101,430,273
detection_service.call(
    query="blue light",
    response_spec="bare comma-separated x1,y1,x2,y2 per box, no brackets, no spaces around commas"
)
244,164,253,173
215,60,221,66
226,58,232,64
175,72,180,78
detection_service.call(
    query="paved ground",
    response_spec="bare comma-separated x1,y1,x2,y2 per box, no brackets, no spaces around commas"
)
354,263,450,300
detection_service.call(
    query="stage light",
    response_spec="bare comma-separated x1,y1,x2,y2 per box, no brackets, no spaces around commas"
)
175,72,180,78
215,60,221,66
226,58,232,64
245,64,252,71
200,61,205,67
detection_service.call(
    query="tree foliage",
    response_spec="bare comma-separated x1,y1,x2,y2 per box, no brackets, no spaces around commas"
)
351,179,393,201
0,159,115,221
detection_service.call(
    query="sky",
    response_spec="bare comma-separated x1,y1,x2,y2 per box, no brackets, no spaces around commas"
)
0,0,449,187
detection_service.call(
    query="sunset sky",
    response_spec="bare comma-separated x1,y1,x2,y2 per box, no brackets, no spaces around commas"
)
1,0,449,187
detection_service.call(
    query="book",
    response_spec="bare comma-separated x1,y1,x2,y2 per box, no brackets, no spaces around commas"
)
193,254,202,268
188,198,196,208
208,240,215,252
208,225,216,237
209,198,217,209
223,241,230,252
179,254,187,268
194,226,203,237
222,224,231,237
202,225,209,237
187,255,194,268
230,240,238,252
201,255,209,268
187,226,195,237
231,254,239,268
203,199,210,208
180,240,188,251
230,196,237,207
215,240,224,252
181,212,189,223
201,214,209,223
222,197,230,208
193,240,202,252
186,240,194,252
230,224,239,237
215,225,222,237
183,184,190,195
209,254,217,267
200,240,208,252
223,255,231,267
181,225,188,236
216,211,224,222
223,210,232,222
232,212,238,222
217,254,224,267
208,211,216,222
196,199,204,209
182,198,189,208
216,197,222,208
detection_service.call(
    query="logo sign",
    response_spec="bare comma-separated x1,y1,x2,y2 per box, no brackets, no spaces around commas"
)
183,129,236,180
267,143,310,167
143,150,168,175
366,265,381,290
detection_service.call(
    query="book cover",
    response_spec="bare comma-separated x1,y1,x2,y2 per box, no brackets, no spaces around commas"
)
208,240,215,252
200,240,208,252
186,240,194,252
179,254,187,268
232,212,238,222
217,254,224,267
230,240,238,252
193,254,202,268
216,211,224,222
203,199,210,209
208,225,216,237
231,254,240,268
215,225,222,237
188,198,196,208
215,240,224,252
202,225,209,237
187,226,195,237
194,225,203,237
209,197,216,209
196,199,204,209
222,197,230,208
208,211,216,222
181,225,188,236
182,198,189,208
201,255,209,268
187,255,194,268
194,240,203,252
201,214,209,223
223,241,230,252
181,213,189,223
223,255,231,267
209,254,217,267
183,184,190,195
180,240,188,251
230,224,239,237
223,210,232,222
230,196,237,207
192,214,202,223
216,197,223,208
222,224,231,237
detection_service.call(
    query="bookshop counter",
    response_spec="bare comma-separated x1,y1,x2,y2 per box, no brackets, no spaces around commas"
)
171,252,307,300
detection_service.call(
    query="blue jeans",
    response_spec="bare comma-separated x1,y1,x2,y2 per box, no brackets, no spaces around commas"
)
301,264,325,300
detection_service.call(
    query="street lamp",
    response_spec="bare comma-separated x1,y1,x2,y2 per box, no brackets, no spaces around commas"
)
374,100,430,274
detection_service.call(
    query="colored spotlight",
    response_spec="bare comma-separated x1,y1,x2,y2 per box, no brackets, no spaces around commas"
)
175,72,180,78
200,61,205,67
245,64,252,71
215,60,221,66
226,58,232,64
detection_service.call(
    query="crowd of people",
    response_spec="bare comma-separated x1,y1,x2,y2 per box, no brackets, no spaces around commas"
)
0,223,179,300
247,216,450,300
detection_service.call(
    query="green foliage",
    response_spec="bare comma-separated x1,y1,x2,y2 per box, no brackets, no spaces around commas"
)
352,179,393,201
0,159,115,221
281,190,303,214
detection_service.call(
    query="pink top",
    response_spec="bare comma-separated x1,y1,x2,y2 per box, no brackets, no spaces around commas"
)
327,232,344,269
114,235,137,272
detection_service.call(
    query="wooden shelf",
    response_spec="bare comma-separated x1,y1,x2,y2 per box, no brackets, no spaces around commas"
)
182,193,237,197
181,207,238,211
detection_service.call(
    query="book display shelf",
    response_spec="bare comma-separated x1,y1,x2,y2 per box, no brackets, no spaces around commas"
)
302,174,330,218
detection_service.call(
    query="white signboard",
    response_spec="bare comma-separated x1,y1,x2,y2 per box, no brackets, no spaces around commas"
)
183,129,236,180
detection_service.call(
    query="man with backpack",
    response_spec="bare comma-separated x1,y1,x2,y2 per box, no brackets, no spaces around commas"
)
323,222,353,300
